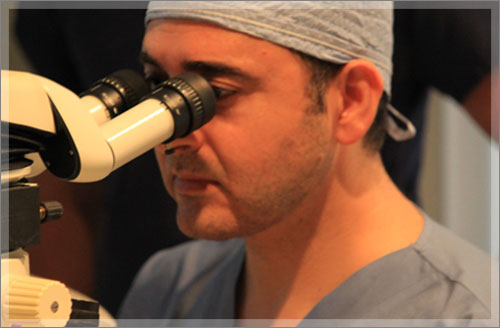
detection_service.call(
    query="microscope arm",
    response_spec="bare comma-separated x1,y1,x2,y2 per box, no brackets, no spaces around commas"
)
2,70,114,182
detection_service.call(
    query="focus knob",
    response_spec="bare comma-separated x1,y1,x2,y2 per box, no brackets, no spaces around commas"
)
3,275,72,327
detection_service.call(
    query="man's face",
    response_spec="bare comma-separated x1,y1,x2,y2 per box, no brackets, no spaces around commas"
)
143,19,338,240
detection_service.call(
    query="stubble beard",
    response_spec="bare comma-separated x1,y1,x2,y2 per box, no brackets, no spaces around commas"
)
173,101,332,241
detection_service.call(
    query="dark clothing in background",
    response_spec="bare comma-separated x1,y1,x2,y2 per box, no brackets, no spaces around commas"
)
384,9,491,202
15,8,491,316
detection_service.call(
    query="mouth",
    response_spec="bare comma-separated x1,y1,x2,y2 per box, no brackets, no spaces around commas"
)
172,173,219,195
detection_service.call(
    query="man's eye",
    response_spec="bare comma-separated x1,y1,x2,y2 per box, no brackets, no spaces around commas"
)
211,86,235,100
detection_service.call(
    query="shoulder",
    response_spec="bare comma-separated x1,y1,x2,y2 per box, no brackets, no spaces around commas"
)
411,216,496,318
307,216,496,321
117,238,245,319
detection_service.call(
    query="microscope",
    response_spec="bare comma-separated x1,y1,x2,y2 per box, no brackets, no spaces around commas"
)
1,69,216,327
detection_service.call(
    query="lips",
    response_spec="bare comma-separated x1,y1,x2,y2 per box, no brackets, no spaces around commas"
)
172,173,218,195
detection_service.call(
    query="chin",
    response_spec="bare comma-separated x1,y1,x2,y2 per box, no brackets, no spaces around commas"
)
176,211,244,241
177,221,242,241
175,201,281,241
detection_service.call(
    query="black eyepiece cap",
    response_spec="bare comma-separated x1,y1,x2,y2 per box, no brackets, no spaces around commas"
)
103,69,151,108
163,73,216,135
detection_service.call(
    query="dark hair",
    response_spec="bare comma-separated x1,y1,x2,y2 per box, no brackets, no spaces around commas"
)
296,52,387,152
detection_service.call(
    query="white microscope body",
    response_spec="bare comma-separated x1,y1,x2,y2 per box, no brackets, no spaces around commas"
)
1,69,215,327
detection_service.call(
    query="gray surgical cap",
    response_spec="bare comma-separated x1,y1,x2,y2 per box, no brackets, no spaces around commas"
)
145,1,416,141
146,1,393,93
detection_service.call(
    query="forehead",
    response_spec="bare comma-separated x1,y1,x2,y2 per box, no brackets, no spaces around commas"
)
142,19,304,74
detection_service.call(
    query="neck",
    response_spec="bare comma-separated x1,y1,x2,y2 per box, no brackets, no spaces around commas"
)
237,149,424,324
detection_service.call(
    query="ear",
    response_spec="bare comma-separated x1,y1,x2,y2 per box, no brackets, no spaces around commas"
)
330,59,384,146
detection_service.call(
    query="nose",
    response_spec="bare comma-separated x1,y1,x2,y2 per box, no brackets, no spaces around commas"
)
165,129,204,155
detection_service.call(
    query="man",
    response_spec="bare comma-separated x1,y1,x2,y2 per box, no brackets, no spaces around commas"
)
117,1,492,324
14,4,496,317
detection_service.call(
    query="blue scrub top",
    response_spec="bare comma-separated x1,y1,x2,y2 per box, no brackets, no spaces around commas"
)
118,215,494,326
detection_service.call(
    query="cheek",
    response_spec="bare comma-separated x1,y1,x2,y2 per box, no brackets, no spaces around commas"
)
212,115,322,187
208,117,295,176
206,87,330,183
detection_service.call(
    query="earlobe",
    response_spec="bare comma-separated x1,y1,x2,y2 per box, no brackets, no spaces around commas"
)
333,59,384,146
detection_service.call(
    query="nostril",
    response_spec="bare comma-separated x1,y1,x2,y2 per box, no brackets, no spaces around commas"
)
163,129,204,155
164,147,175,155
163,143,194,155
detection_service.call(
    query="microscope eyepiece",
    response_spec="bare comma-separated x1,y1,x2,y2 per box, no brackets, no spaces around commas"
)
148,72,216,141
80,69,150,118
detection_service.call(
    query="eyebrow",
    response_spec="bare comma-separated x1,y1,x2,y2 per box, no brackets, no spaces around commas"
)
139,51,162,69
181,61,257,83
139,51,257,84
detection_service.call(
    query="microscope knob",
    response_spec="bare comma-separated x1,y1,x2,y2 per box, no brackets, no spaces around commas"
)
4,275,72,327
40,201,64,223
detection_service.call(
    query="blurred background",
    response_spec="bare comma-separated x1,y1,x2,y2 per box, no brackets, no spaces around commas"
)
2,0,499,319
